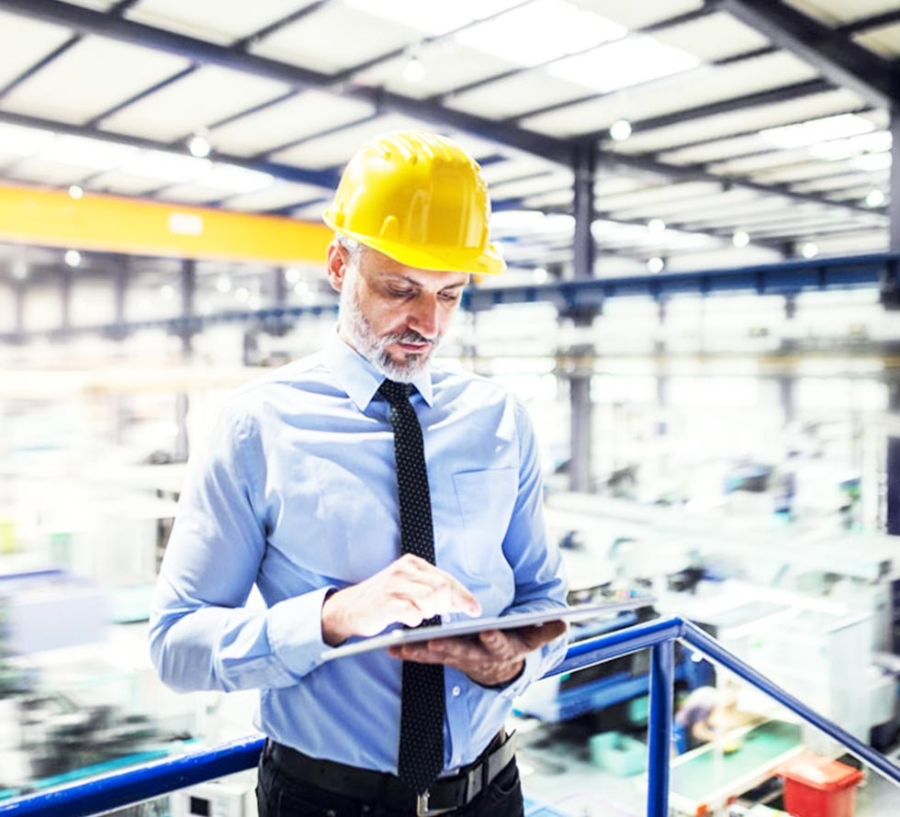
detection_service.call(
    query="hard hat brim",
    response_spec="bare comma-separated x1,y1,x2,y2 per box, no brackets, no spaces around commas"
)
324,219,506,275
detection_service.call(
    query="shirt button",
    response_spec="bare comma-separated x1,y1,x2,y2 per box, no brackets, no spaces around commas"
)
451,685,462,697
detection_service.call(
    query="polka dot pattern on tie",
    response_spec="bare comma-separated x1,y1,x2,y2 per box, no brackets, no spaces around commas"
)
379,379,445,795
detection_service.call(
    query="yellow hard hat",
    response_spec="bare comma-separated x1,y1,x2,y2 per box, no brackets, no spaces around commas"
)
322,130,506,275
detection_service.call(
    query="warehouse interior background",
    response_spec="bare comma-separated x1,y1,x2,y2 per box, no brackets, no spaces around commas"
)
5,0,900,815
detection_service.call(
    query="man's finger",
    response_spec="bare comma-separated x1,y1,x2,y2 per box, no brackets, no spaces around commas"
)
397,559,482,617
450,583,482,617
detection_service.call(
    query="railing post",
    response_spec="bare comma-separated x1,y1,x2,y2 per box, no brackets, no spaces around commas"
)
647,640,674,817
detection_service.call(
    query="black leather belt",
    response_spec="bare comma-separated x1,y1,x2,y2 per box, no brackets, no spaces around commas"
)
266,730,516,816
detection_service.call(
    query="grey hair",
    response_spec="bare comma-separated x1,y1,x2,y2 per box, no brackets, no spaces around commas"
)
334,234,363,266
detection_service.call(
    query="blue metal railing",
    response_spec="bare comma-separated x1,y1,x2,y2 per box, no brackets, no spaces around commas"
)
2,614,899,817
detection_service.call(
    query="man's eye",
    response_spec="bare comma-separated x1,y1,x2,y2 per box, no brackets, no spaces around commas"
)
440,291,462,302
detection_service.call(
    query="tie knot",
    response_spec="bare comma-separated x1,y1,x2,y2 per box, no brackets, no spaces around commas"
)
379,379,412,407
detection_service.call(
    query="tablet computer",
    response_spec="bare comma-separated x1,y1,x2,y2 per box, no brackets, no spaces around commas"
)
321,597,649,662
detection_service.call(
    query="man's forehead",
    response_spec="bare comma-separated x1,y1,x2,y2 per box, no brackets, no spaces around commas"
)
359,250,470,288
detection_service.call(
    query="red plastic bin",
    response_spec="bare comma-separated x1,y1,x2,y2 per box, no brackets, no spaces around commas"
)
778,753,864,817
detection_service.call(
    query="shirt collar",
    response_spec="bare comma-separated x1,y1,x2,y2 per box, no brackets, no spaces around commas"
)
323,328,434,411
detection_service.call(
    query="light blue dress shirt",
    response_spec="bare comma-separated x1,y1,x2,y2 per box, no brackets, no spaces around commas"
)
149,331,569,773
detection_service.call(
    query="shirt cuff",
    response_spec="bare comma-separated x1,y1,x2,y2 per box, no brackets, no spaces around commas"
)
267,586,336,677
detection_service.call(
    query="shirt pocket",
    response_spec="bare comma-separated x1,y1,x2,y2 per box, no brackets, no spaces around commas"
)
451,467,517,575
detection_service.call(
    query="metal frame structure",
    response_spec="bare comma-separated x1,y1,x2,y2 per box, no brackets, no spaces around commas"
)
0,0,895,259
3,251,899,344
1,614,898,817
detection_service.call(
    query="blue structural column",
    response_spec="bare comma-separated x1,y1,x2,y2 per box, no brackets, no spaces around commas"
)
267,265,291,337
887,109,900,533
646,641,674,817
109,255,129,341
887,382,900,535
655,298,668,437
174,259,196,463
779,295,796,427
12,276,24,341
567,143,597,493
59,264,71,334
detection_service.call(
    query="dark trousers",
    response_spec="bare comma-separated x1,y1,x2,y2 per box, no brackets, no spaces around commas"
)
256,744,525,817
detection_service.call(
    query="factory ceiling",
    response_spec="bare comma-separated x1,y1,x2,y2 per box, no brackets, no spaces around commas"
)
0,0,898,276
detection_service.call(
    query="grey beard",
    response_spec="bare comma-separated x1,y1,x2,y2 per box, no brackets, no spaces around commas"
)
338,276,439,383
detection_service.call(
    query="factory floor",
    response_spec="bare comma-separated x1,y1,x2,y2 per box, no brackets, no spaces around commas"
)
855,751,900,817
514,716,900,817
516,724,900,817
515,716,646,817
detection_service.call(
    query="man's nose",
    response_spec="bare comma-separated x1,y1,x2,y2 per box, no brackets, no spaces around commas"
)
408,295,440,339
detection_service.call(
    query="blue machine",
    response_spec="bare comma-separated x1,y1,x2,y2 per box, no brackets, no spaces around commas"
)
514,606,714,725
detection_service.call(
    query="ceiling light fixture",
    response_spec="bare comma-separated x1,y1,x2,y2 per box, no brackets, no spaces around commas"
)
402,52,425,83
64,250,82,268
609,119,632,141
648,218,665,234
68,185,84,200
647,256,664,273
865,189,885,208
188,132,212,159
799,241,818,259
732,229,750,248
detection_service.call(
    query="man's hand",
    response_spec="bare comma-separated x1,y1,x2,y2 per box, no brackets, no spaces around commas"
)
321,553,482,646
388,620,568,687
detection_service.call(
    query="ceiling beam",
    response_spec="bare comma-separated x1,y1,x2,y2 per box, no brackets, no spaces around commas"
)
0,0,888,231
721,0,900,109
612,79,832,139
602,151,885,219
839,9,900,35
0,0,572,164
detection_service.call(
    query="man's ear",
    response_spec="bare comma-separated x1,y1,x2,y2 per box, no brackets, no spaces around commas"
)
326,240,346,292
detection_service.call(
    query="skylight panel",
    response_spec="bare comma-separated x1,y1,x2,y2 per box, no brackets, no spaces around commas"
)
198,163,274,194
40,135,138,170
118,150,210,183
345,0,522,36
548,34,700,92
453,0,626,67
853,153,891,172
0,123,54,158
759,113,875,150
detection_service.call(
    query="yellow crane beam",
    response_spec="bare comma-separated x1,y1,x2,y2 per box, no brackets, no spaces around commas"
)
0,182,331,265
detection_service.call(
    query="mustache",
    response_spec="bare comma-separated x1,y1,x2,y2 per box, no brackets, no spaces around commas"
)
385,330,436,346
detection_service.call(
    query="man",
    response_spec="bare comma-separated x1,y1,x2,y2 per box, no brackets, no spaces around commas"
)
675,682,757,752
149,130,569,817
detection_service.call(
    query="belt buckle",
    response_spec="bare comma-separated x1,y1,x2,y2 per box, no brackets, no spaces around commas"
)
416,791,455,817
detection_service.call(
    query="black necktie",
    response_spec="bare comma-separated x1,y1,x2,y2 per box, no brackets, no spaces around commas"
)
379,379,445,794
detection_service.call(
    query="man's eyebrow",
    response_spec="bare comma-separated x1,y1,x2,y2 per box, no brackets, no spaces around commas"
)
382,273,467,290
